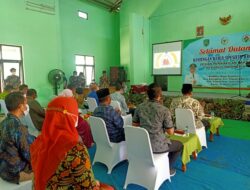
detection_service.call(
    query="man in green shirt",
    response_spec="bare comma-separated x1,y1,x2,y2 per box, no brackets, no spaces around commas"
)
26,89,45,131
5,68,21,90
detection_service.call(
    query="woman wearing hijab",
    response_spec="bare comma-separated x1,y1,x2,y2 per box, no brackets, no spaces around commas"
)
30,97,113,190
58,89,94,148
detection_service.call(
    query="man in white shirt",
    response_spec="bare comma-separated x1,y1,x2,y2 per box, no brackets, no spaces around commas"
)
110,83,129,115
184,64,201,86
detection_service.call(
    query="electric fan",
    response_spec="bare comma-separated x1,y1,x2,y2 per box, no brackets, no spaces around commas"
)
48,69,66,95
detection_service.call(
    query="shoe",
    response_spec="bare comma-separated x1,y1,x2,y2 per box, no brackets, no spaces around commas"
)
170,168,176,177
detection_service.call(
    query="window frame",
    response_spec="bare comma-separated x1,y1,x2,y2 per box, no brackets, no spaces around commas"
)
0,44,24,92
74,54,95,86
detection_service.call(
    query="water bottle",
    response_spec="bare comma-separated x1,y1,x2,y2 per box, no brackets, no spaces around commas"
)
211,111,215,119
185,126,189,137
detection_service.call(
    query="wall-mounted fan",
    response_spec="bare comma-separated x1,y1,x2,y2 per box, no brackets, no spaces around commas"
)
48,69,66,95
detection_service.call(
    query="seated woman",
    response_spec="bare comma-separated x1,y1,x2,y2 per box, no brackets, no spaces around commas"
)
58,89,94,148
77,115,94,148
30,96,113,190
0,92,35,184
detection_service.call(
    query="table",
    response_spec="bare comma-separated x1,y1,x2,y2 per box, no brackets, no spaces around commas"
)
209,117,224,141
169,133,202,172
131,85,148,94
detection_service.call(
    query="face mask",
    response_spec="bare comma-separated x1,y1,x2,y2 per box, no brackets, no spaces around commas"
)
75,118,78,128
23,104,29,116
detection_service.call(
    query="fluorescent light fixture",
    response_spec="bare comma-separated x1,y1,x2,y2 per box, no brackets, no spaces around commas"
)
78,11,88,20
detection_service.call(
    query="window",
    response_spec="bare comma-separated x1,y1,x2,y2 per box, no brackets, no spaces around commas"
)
78,11,88,20
75,55,95,86
0,45,24,92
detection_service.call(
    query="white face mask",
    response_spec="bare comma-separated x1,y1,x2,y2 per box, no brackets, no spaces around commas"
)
24,104,29,116
75,118,78,128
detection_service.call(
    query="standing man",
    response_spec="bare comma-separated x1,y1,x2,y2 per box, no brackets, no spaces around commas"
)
69,71,78,87
5,68,21,90
77,72,86,88
133,83,183,176
99,70,109,89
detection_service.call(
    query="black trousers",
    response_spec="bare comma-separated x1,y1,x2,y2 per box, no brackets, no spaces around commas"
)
167,140,183,169
126,108,135,116
202,119,211,131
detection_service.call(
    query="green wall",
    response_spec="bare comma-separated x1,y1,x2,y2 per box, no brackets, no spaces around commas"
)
0,0,61,105
59,0,120,83
120,0,250,94
0,0,120,106
150,0,250,94
120,0,162,85
1,0,249,104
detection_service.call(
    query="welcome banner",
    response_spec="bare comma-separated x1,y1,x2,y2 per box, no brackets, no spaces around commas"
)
182,32,250,89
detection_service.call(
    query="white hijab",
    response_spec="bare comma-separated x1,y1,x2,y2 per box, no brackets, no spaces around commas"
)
58,89,73,97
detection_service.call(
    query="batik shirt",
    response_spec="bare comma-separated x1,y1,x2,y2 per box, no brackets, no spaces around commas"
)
46,143,99,190
170,96,205,128
93,105,125,143
133,100,173,153
99,76,109,88
69,75,78,87
0,113,35,184
5,75,21,89
110,92,129,115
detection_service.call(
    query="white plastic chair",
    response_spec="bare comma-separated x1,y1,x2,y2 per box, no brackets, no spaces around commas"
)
122,114,132,128
20,113,40,137
124,126,171,190
89,116,127,174
87,97,98,113
110,100,121,111
175,108,207,148
0,99,8,115
0,178,32,190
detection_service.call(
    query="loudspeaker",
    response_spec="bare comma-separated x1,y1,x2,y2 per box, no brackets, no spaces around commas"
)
154,75,168,91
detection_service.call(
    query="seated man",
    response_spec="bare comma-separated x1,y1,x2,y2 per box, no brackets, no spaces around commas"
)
110,82,129,115
93,88,125,143
19,84,28,96
26,89,45,131
87,83,99,105
133,83,183,176
0,92,35,184
170,84,210,130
